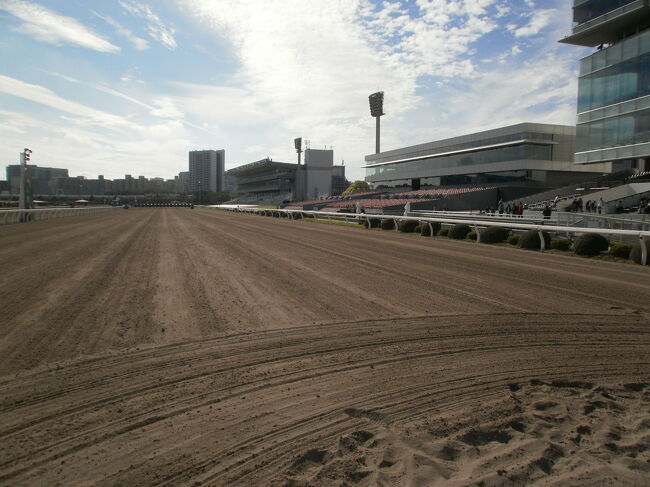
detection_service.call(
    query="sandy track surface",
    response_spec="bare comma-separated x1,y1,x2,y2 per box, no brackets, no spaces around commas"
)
1,209,649,486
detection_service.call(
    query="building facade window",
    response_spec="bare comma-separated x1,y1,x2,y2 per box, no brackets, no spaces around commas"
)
578,50,650,112
573,0,637,27
577,107,650,151
365,143,552,179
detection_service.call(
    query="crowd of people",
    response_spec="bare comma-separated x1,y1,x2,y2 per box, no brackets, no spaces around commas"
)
562,196,604,214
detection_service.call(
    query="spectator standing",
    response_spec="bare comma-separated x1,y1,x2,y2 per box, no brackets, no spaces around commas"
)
553,195,559,207
597,198,603,214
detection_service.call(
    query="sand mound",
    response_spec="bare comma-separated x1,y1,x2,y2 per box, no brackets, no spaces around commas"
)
281,381,650,486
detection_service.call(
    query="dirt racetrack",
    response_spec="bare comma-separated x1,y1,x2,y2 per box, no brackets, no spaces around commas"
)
1,208,649,486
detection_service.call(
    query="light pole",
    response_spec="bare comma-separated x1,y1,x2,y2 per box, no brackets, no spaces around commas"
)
19,148,32,210
294,137,302,165
369,92,384,154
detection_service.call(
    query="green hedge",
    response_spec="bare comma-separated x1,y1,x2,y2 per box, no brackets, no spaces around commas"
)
419,221,441,236
550,237,572,251
518,230,551,250
398,220,420,233
573,233,608,256
448,224,471,240
507,234,520,246
480,227,510,244
466,230,477,241
608,243,633,259
380,218,395,230
439,228,449,237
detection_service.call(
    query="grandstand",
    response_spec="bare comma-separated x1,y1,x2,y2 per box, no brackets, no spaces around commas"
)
505,170,650,213
283,185,502,213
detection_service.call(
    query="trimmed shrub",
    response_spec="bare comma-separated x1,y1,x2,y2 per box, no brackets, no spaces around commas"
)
292,213,303,220
368,218,381,228
480,227,510,244
398,220,420,233
448,224,471,240
439,227,449,237
630,239,649,265
573,233,609,256
507,234,520,246
380,218,395,230
518,230,551,250
420,221,441,236
414,224,422,233
608,243,633,259
551,237,572,251
466,230,477,241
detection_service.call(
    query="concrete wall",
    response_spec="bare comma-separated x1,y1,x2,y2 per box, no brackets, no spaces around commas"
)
304,149,334,200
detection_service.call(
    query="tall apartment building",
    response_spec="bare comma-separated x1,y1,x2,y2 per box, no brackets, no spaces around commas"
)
189,150,225,192
561,0,650,172
6,164,68,194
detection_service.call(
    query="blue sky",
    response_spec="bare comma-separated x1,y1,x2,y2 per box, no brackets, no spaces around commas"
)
0,0,590,181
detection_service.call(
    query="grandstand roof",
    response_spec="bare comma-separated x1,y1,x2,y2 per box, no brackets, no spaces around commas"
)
228,158,296,177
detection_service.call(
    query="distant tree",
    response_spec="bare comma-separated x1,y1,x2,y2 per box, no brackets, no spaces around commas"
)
342,181,371,195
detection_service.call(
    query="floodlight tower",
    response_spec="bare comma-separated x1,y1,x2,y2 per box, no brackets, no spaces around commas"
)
294,137,303,165
369,91,384,154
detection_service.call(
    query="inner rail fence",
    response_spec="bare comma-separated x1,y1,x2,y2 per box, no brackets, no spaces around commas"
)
217,206,650,266
0,206,120,225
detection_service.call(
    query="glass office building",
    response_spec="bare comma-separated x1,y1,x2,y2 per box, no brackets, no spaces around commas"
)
561,0,650,171
364,123,608,189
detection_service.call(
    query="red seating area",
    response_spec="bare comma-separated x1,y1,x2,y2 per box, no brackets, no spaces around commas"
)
395,186,492,197
285,187,493,210
322,198,428,210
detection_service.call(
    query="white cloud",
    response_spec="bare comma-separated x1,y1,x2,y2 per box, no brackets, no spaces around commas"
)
150,97,184,118
427,52,579,140
0,75,137,130
93,11,149,50
509,8,556,38
173,0,507,174
119,0,177,50
0,0,120,53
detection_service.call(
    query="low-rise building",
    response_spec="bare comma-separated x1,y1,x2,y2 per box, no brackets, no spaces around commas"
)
227,148,345,204
364,123,610,190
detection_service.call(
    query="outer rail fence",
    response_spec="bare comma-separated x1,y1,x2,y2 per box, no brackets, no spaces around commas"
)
0,206,120,225
218,206,650,266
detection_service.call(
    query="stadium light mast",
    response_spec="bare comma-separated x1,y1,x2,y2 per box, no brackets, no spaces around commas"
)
369,91,384,154
294,137,303,165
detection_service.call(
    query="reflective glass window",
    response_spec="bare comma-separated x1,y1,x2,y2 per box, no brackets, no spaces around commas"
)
365,143,551,178
578,51,650,112
577,108,650,151
573,0,637,26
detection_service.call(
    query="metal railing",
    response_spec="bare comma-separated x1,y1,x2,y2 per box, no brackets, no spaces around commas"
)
0,206,120,225
218,206,650,266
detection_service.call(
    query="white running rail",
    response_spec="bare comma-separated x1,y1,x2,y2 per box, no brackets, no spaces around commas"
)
0,206,120,225
219,206,650,266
